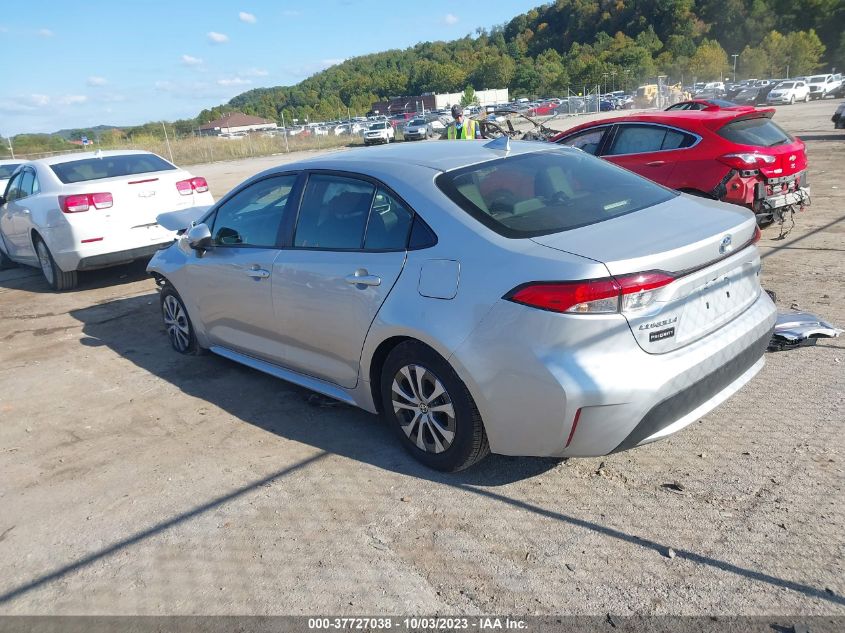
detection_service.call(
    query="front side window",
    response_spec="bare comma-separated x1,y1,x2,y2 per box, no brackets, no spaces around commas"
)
606,125,694,155
4,171,24,202
556,128,607,155
436,150,675,238
294,175,375,249
210,174,297,247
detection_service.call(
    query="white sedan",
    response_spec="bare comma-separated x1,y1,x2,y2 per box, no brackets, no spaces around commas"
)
0,150,213,290
766,80,811,105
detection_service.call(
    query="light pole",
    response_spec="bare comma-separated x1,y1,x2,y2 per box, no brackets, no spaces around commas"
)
731,54,739,82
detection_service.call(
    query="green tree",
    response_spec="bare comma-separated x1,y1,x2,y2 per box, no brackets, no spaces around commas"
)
738,46,769,79
460,86,479,107
687,39,730,80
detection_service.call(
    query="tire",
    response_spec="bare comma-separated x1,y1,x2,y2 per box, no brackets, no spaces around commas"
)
34,236,77,291
789,95,795,105
380,341,489,472
804,93,810,103
160,285,203,355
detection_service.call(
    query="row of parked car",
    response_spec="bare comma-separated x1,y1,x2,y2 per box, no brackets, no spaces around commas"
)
694,74,845,106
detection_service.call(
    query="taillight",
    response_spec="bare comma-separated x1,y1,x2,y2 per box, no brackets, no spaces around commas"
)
59,192,112,213
718,153,777,169
506,271,675,315
752,225,762,243
176,177,208,195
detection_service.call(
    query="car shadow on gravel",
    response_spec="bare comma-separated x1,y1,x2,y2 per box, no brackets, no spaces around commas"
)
0,259,151,294
17,292,835,613
68,291,561,487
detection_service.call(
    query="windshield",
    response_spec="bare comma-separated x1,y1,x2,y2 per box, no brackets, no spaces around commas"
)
50,153,176,184
808,75,827,83
410,119,426,125
0,163,21,179
435,150,675,238
718,117,793,147
369,123,387,130
778,83,795,89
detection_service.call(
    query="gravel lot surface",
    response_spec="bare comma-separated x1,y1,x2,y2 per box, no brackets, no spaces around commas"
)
0,100,842,616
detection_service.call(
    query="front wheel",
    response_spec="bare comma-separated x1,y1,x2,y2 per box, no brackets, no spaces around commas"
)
380,341,489,472
160,285,202,354
789,95,795,105
34,237,77,291
804,93,810,103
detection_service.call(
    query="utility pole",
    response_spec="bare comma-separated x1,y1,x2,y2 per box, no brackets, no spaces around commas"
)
732,54,739,82
161,122,174,163
1,131,13,159
280,113,290,153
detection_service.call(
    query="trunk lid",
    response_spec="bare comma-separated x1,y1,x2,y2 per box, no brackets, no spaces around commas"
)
64,169,203,235
531,194,761,353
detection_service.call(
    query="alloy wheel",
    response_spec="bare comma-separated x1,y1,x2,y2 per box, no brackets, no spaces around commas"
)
162,294,191,352
391,364,456,454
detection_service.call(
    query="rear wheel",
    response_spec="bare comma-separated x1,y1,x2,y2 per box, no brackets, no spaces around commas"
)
380,341,489,472
34,237,77,291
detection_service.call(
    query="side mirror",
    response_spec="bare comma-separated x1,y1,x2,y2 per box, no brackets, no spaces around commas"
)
186,223,212,252
0,195,6,207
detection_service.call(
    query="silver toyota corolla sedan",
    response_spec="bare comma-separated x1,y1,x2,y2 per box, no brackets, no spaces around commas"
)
148,139,777,471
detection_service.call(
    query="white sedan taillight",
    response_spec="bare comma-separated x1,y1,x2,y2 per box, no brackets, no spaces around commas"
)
176,177,209,195
59,192,113,213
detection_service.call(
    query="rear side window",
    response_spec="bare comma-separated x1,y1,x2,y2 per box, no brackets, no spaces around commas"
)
294,175,375,249
606,124,695,155
718,117,793,147
50,153,176,184
436,150,676,238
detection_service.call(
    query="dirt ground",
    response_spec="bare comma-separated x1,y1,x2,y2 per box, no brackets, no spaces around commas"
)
0,99,842,617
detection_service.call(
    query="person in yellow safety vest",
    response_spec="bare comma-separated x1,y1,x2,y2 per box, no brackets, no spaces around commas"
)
446,104,480,139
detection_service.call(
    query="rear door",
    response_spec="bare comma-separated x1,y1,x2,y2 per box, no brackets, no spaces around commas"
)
185,173,300,362
600,123,696,185
272,172,412,388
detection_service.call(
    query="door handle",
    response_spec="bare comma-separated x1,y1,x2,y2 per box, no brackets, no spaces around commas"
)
245,266,270,279
646,160,666,166
345,269,381,287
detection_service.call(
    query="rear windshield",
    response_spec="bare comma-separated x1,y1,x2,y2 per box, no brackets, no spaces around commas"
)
0,164,21,179
718,117,793,147
50,153,176,184
435,150,676,238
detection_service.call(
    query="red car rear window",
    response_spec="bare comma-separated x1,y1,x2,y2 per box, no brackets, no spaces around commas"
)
718,117,794,147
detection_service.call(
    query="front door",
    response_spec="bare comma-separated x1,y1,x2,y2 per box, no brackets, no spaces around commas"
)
272,173,413,388
185,173,300,362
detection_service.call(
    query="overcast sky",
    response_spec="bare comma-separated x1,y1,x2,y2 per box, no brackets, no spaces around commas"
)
0,0,542,135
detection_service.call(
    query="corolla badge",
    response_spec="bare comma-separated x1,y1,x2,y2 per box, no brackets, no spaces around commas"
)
719,235,733,254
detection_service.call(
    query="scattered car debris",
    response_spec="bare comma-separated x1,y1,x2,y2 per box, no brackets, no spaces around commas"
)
768,311,843,351
662,481,686,493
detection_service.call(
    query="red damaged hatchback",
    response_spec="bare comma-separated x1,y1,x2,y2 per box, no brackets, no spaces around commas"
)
551,109,809,225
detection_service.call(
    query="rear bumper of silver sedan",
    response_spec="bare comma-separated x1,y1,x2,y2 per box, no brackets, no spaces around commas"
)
450,289,777,458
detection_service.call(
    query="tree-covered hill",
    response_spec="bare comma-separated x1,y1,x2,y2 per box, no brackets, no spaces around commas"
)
196,0,843,125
